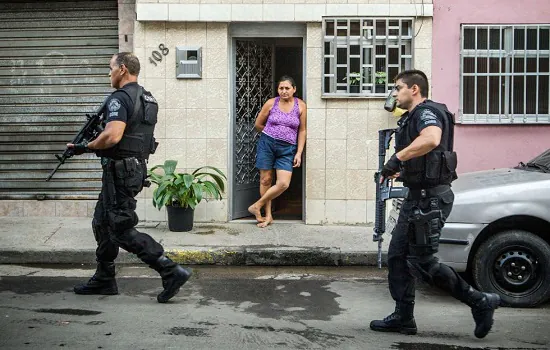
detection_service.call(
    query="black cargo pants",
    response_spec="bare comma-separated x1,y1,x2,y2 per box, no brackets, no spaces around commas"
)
93,157,164,266
387,185,473,305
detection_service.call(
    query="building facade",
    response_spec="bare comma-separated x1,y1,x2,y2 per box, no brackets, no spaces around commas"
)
432,0,550,173
0,0,434,226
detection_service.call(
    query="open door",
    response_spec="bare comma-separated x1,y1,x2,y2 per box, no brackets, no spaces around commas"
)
231,39,274,219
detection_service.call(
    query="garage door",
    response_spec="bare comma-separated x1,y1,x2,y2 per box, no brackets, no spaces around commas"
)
0,0,118,199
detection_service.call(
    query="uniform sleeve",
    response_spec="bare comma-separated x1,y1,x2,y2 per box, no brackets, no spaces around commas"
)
415,108,443,134
105,91,131,124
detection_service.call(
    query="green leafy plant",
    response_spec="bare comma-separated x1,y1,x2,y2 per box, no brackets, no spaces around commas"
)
343,72,362,86
375,71,387,85
147,160,226,210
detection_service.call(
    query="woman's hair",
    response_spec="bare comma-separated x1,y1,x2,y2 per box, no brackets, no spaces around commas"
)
278,75,296,88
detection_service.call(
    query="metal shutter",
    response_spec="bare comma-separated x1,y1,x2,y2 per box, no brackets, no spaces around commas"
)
0,0,118,200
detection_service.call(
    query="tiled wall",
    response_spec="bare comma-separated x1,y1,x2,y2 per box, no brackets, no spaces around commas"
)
136,0,434,21
304,18,431,225
133,12,431,224
133,22,230,222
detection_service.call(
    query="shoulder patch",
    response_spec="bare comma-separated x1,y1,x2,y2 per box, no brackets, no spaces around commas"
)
143,94,157,104
108,98,121,112
419,109,438,125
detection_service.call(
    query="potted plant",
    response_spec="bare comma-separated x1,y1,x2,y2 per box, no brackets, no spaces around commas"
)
343,72,362,93
375,71,387,93
147,160,227,232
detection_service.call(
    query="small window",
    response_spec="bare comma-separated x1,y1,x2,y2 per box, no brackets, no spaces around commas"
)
322,17,414,97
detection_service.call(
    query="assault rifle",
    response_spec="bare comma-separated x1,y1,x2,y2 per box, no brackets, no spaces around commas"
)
45,98,108,181
373,129,409,268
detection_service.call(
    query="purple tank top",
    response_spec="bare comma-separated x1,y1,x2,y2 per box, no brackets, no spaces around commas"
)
262,97,300,145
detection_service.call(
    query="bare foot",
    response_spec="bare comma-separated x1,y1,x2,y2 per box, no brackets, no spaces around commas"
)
248,204,264,222
257,217,273,228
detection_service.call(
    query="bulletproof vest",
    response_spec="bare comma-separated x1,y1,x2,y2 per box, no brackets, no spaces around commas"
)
97,84,158,160
395,100,458,189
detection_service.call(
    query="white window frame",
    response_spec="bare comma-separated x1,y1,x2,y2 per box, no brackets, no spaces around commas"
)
322,17,414,97
459,24,550,124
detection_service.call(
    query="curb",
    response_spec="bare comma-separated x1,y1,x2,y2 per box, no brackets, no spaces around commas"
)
0,247,387,266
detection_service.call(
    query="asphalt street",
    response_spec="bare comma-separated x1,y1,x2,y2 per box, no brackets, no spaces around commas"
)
0,265,548,350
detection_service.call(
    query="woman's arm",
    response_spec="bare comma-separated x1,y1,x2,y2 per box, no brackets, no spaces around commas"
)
254,98,275,132
294,100,307,167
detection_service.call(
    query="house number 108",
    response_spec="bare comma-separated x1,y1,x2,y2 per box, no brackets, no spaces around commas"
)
149,44,169,66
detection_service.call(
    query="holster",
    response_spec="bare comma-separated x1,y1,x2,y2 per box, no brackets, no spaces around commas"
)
408,198,443,257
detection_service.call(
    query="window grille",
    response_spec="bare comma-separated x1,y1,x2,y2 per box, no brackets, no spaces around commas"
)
460,24,550,124
322,18,414,97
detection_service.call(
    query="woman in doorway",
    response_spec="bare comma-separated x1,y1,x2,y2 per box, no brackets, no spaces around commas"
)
248,76,307,228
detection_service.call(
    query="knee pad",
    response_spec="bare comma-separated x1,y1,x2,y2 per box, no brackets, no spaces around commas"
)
107,208,138,233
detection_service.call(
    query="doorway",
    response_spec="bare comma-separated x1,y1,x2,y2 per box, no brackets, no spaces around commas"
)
230,33,304,221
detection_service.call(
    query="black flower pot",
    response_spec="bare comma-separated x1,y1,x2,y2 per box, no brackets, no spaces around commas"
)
166,204,195,232
350,85,360,93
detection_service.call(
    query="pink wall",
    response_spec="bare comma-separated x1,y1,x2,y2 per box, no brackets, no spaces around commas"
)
432,0,550,173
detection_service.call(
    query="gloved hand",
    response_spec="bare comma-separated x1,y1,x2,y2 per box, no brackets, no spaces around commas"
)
68,140,91,155
381,153,402,179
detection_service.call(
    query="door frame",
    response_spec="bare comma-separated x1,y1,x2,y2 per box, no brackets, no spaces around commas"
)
228,23,307,221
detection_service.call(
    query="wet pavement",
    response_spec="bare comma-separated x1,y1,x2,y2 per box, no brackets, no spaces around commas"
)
0,265,548,350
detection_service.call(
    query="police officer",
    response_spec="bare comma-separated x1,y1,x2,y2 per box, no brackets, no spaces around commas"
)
68,52,192,303
370,70,500,338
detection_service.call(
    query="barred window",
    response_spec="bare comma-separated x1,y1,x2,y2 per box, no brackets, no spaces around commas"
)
322,18,414,97
460,25,550,124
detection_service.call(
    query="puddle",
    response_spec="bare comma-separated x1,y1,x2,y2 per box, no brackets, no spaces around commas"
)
196,279,344,321
34,308,102,316
165,327,209,337
232,324,353,348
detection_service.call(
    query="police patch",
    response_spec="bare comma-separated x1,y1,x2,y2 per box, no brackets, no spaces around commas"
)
108,98,121,112
419,109,438,126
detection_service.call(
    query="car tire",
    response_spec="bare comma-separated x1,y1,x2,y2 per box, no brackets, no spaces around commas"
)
472,229,550,307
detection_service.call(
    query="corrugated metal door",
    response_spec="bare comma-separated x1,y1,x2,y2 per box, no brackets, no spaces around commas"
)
0,0,118,200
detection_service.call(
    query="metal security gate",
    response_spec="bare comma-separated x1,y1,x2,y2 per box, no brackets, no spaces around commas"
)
0,0,118,199
231,39,274,219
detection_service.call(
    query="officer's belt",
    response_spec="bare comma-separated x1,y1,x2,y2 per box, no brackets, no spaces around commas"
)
407,184,450,199
101,156,146,168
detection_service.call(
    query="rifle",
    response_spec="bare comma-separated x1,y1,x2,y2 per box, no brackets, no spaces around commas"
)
373,129,409,268
45,98,108,181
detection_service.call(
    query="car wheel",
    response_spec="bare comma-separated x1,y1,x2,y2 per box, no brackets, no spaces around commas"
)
472,229,550,307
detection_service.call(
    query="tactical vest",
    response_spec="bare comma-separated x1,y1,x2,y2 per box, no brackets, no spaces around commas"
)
395,100,458,189
97,84,158,160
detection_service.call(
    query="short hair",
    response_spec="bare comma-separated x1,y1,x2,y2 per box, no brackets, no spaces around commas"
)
114,52,140,76
278,75,296,88
394,70,429,98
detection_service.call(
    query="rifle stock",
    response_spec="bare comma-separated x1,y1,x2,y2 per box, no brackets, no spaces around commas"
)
373,129,409,268
45,98,108,181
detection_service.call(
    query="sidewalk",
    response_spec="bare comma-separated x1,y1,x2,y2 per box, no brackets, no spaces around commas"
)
0,217,390,266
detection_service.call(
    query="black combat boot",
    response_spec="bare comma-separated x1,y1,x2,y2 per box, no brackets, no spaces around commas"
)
465,287,500,338
151,256,192,303
370,302,417,335
74,261,118,295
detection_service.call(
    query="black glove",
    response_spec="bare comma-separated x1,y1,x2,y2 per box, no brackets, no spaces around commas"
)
381,153,402,179
72,140,91,155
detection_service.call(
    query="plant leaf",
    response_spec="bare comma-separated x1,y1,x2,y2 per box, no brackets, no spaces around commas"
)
192,183,203,203
183,174,194,188
163,160,177,175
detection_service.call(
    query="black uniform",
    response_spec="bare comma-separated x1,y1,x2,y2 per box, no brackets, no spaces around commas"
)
92,82,161,266
389,100,463,304
74,82,191,303
371,100,500,338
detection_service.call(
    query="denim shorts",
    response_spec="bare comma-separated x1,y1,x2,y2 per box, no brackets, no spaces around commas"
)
256,133,297,172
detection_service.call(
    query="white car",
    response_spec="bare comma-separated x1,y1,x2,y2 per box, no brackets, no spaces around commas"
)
388,149,550,307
